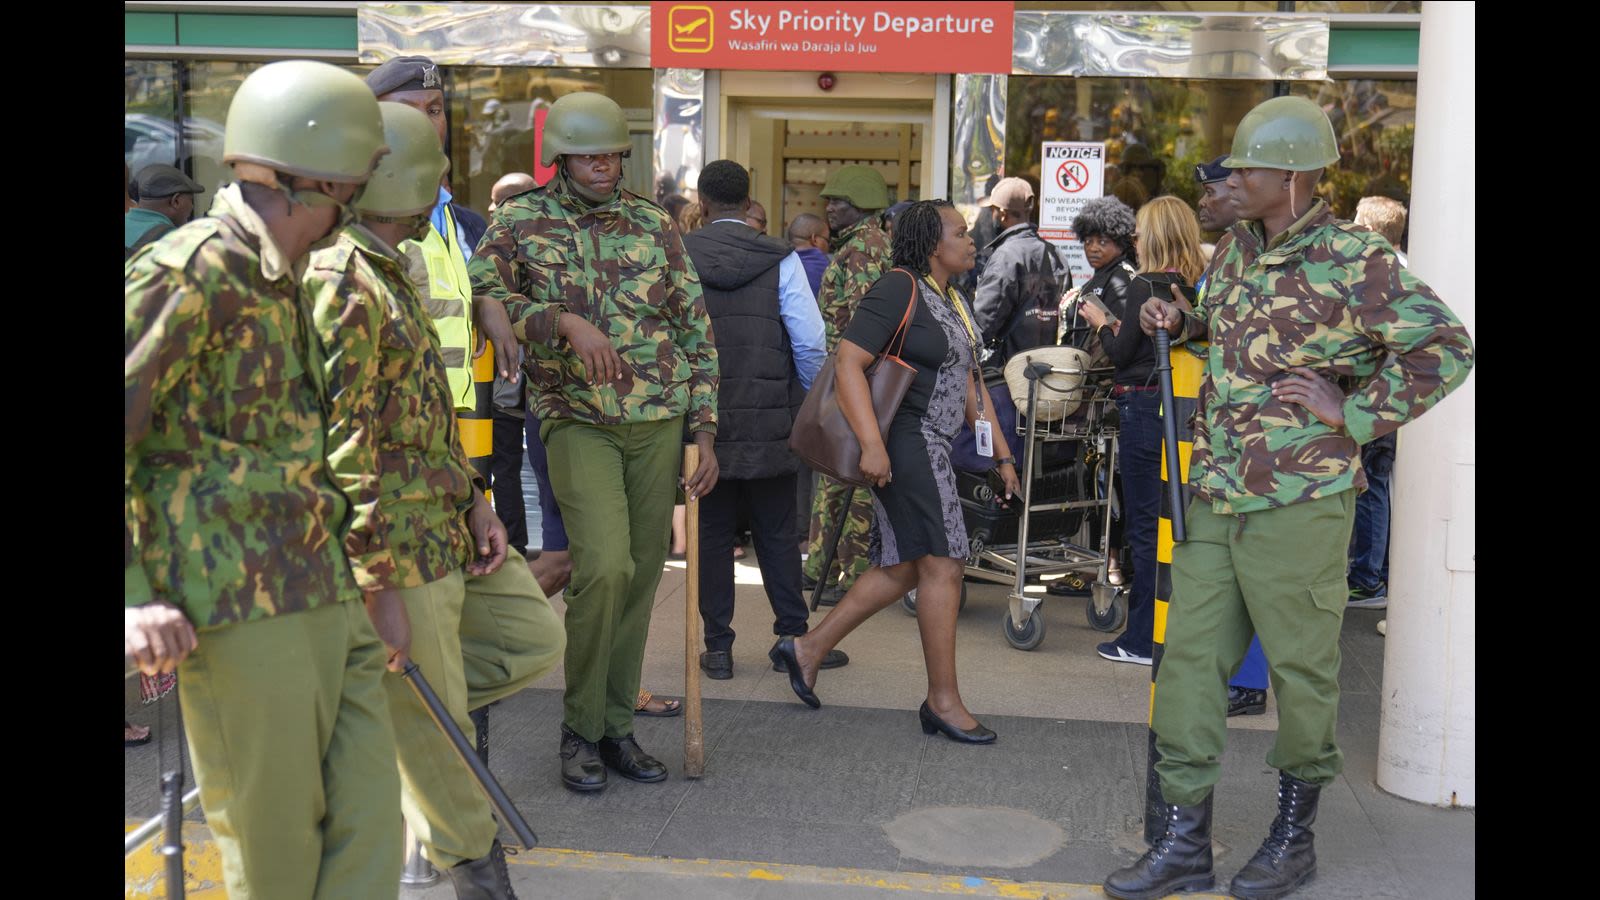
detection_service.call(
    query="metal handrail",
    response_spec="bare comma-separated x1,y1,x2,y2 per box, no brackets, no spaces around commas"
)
124,787,201,857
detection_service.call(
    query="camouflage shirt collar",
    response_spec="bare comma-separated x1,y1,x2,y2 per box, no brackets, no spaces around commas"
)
835,215,882,247
1233,199,1334,260
553,170,620,215
345,223,406,265
210,182,294,281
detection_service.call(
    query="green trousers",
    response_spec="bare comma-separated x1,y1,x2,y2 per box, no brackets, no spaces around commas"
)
1152,491,1357,806
387,548,565,867
802,473,874,589
178,601,401,900
543,417,681,742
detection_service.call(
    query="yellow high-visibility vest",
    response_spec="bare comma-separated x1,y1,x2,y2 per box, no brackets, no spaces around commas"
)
411,206,476,410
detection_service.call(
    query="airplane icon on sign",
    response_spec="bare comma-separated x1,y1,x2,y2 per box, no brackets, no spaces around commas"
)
668,5,713,52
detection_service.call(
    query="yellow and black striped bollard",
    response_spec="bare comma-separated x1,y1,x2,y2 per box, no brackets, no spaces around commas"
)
457,339,498,498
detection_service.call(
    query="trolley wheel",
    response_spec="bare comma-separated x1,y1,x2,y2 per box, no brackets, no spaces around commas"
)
1002,607,1046,651
1086,590,1127,632
901,583,969,616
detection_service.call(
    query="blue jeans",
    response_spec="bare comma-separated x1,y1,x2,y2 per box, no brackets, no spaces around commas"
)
524,410,569,552
1347,431,1395,591
1114,390,1162,657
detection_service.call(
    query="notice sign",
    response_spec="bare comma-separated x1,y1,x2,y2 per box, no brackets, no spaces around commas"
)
650,2,1015,74
1037,142,1107,288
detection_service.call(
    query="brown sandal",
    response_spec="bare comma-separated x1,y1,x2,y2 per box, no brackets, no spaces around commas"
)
634,689,682,718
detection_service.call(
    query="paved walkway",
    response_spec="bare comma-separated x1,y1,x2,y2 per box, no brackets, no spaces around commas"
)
127,550,1472,899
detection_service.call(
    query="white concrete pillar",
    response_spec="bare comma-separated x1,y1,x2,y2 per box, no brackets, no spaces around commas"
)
1376,0,1475,808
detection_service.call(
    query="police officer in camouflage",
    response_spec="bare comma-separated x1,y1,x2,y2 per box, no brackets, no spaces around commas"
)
125,61,403,899
470,92,720,793
802,165,893,604
1103,96,1474,900
303,102,566,899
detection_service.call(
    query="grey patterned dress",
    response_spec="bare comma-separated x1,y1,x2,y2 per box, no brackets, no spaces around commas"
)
839,270,978,566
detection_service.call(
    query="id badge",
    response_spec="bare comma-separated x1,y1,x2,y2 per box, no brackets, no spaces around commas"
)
974,419,994,458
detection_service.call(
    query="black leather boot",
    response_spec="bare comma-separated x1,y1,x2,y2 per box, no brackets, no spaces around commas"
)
1229,771,1320,899
447,840,517,900
597,734,669,783
559,725,606,792
1104,794,1215,899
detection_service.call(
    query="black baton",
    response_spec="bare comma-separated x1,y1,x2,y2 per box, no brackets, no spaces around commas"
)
401,662,538,849
1154,320,1186,543
810,486,856,611
160,770,185,899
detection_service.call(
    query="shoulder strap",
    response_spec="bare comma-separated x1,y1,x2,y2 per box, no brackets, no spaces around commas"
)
883,268,919,361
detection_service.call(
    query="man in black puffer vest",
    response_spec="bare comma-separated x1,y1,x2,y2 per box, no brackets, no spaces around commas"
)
682,160,841,681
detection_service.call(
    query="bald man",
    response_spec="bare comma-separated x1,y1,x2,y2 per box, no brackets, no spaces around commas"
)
490,172,537,213
786,213,830,298
745,200,768,233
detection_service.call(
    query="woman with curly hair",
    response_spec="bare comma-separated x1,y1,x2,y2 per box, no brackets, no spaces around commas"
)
771,201,1020,743
1079,196,1206,667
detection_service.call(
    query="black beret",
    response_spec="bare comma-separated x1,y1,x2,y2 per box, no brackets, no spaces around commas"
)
1193,155,1230,185
365,56,443,97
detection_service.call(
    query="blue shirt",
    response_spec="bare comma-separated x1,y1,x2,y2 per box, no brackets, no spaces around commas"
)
779,252,827,390
712,218,826,390
432,186,473,261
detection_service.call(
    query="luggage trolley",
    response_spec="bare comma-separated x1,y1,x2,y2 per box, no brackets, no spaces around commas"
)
993,349,1125,651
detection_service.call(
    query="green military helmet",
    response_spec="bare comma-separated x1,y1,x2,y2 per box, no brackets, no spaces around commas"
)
541,92,631,167
1223,96,1339,172
223,60,388,183
819,165,890,212
357,102,449,216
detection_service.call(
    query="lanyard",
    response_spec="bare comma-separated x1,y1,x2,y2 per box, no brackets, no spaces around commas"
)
923,275,979,348
922,275,986,419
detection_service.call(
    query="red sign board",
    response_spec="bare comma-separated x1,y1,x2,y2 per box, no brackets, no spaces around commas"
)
650,2,1014,74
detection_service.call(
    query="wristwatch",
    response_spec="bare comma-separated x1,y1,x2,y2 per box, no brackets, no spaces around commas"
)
992,456,1016,468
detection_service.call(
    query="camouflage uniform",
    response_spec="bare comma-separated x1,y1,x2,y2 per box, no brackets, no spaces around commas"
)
125,183,401,898
304,224,565,867
469,169,718,744
803,215,891,589
1151,199,1474,805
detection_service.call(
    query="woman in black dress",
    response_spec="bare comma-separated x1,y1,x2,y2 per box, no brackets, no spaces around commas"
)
770,201,1021,743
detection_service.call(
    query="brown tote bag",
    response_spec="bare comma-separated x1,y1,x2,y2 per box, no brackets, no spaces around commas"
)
789,269,918,487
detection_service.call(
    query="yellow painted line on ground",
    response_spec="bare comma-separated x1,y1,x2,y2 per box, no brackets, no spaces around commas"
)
511,847,1229,898
123,823,1232,899
125,820,226,898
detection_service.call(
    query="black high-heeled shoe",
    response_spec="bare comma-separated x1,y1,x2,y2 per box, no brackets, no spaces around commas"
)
769,636,820,709
919,701,996,744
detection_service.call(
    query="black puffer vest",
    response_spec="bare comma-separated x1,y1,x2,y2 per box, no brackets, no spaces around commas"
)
682,220,805,480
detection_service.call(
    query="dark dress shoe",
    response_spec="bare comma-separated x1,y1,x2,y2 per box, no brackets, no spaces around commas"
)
817,585,845,607
768,636,820,708
559,725,607,792
918,701,996,744
771,646,849,671
597,734,668,783
700,650,733,680
1228,686,1267,717
447,839,518,900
